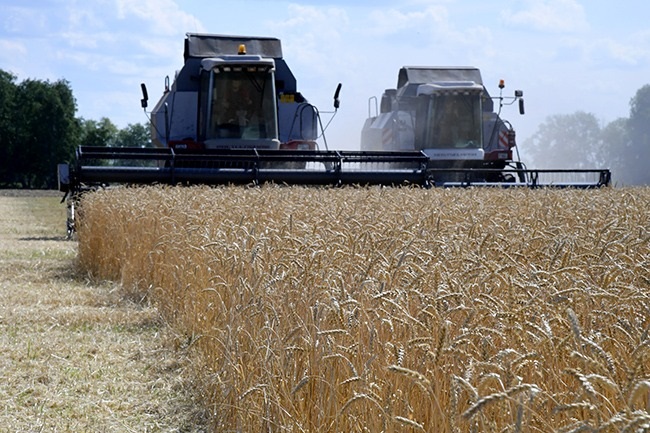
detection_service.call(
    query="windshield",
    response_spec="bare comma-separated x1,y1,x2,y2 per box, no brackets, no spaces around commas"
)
203,67,278,141
425,93,482,149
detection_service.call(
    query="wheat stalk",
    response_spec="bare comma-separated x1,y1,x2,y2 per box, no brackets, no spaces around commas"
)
462,383,540,420
628,380,650,409
394,415,425,431
387,365,431,390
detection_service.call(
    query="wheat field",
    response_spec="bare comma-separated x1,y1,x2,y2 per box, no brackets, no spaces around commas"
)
76,185,649,432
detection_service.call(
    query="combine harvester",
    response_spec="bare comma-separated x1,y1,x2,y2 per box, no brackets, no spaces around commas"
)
58,33,433,194
58,33,611,233
361,66,611,187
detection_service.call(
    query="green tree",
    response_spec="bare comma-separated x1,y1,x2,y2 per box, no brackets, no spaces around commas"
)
115,123,151,148
523,111,604,169
6,76,79,188
0,71,18,186
79,117,118,147
626,85,650,184
0,69,159,188
601,118,630,185
598,85,650,186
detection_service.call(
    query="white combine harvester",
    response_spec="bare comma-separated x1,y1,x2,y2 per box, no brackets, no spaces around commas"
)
361,66,610,187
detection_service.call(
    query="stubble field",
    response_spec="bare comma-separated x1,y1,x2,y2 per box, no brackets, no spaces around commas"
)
0,190,206,432
76,185,649,432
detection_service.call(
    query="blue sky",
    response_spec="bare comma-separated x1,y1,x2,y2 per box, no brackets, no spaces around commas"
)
1,0,649,158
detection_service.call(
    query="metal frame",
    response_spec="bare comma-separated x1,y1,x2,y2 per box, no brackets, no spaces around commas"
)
59,146,611,193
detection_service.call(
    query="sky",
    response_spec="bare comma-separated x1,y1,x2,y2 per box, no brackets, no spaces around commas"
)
1,0,649,160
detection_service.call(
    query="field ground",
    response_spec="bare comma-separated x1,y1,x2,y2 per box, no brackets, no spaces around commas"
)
0,190,206,432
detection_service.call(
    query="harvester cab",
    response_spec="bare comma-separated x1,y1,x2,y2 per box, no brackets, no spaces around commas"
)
145,33,326,152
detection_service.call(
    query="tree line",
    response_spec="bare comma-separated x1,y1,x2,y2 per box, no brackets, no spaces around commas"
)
524,85,650,185
0,70,150,189
0,68,648,187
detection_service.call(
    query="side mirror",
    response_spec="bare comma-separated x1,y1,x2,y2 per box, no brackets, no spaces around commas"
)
519,98,525,115
333,83,342,109
140,83,149,109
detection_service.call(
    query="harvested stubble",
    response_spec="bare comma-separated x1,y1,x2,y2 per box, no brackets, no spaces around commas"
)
77,185,650,432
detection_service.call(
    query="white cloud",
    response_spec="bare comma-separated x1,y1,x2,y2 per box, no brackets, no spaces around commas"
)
607,29,650,66
66,2,106,31
368,5,449,36
502,0,589,33
139,39,180,59
59,30,118,50
284,4,349,29
115,0,206,35
55,49,141,76
1,6,49,35
601,39,646,66
274,5,350,75
0,39,27,57
363,4,497,68
550,30,650,69
575,33,650,69
0,39,28,76
280,4,348,45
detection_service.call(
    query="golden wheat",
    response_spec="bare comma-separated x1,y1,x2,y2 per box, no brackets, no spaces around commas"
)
76,185,650,432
